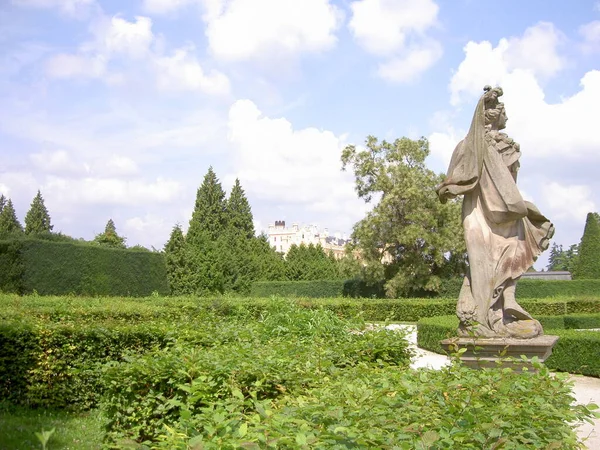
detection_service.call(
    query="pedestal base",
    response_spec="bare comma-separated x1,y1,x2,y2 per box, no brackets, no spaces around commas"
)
440,335,559,371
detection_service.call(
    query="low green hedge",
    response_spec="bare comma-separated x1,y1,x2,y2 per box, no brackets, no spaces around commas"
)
250,278,600,299
417,314,600,377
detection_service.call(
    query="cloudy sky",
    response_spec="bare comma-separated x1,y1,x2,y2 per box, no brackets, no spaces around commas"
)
1,0,599,268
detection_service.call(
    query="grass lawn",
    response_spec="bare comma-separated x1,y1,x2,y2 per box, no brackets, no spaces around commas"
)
0,403,105,450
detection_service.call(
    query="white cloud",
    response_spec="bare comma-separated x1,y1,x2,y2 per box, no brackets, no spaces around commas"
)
377,40,442,83
30,150,85,175
226,99,365,225
348,0,441,82
97,155,139,176
579,20,600,52
103,16,154,58
44,176,182,206
155,47,231,95
44,15,230,95
545,182,596,222
428,127,461,172
142,0,197,15
203,0,342,61
125,213,172,249
450,22,565,105
45,53,107,79
12,0,95,18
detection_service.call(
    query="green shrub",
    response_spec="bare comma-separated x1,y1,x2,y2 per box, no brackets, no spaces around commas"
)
153,362,594,449
0,238,168,296
417,314,600,377
250,280,344,298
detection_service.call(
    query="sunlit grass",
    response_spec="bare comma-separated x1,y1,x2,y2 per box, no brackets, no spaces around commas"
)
0,403,105,450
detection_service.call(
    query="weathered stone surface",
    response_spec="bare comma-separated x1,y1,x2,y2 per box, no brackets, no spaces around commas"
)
441,335,559,371
436,86,554,339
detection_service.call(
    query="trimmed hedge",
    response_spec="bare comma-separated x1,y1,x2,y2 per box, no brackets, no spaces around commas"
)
250,278,600,299
0,238,168,296
417,314,600,377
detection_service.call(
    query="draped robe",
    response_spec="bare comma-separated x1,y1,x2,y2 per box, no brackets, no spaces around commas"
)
437,96,554,337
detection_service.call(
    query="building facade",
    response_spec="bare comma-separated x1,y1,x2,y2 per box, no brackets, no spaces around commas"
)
267,220,349,259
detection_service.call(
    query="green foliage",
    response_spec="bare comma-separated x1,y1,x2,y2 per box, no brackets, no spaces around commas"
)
93,219,126,249
417,314,600,377
0,198,23,237
24,190,53,235
341,135,466,297
0,238,168,296
226,178,254,239
547,242,579,272
164,224,191,295
573,212,600,279
0,404,105,450
155,362,592,449
251,280,345,298
187,167,226,244
250,234,286,281
0,194,5,213
285,243,340,281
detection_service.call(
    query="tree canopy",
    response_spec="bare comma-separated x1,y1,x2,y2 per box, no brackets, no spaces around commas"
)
341,135,465,297
573,212,600,279
187,167,226,244
24,190,53,235
93,219,127,249
0,198,23,236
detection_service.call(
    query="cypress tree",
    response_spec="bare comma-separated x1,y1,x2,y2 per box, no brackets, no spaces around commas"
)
94,219,127,249
573,212,600,279
187,167,226,244
24,190,53,234
226,179,254,238
0,199,23,236
164,224,190,295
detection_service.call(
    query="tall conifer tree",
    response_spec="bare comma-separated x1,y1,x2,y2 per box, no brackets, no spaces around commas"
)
24,190,53,234
187,167,226,244
0,199,23,235
0,194,6,214
573,212,600,279
164,224,190,295
226,178,254,238
94,219,126,249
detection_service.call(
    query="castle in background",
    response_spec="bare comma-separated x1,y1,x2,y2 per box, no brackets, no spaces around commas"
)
267,220,350,259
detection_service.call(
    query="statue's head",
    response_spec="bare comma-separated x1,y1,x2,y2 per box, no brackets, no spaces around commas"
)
482,85,507,130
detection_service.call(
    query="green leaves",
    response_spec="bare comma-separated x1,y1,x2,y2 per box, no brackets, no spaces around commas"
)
342,135,466,297
573,212,600,279
24,190,53,235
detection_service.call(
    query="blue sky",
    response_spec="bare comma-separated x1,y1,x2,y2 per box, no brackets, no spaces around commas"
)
1,0,599,268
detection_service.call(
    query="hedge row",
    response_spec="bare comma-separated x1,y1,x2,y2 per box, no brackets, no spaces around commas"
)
0,238,168,296
251,278,600,299
417,315,600,377
2,294,600,324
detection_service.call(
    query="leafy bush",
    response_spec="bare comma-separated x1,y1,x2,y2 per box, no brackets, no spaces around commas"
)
417,314,600,377
0,238,168,296
153,362,595,449
250,280,344,298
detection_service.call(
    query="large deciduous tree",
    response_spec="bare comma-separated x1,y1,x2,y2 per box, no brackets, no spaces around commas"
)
341,135,465,297
546,242,579,273
24,190,53,235
94,219,127,249
0,198,23,236
573,212,600,279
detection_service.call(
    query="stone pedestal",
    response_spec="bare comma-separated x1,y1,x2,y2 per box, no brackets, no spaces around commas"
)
440,335,559,371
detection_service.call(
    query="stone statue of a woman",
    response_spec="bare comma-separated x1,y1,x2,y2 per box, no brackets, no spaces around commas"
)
437,86,554,339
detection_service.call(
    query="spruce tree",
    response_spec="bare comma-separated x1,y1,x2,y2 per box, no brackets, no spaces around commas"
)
164,224,191,295
94,219,126,249
226,179,255,238
573,212,600,279
187,167,226,244
0,199,23,236
24,190,53,234
0,194,5,214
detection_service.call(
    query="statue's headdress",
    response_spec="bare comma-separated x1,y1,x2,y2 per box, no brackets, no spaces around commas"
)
483,85,503,110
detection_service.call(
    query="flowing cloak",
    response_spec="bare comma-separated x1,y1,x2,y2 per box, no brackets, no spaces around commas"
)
436,95,554,334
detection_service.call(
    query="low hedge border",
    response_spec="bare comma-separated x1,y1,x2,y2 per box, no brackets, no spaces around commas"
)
2,294,600,323
417,314,600,377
